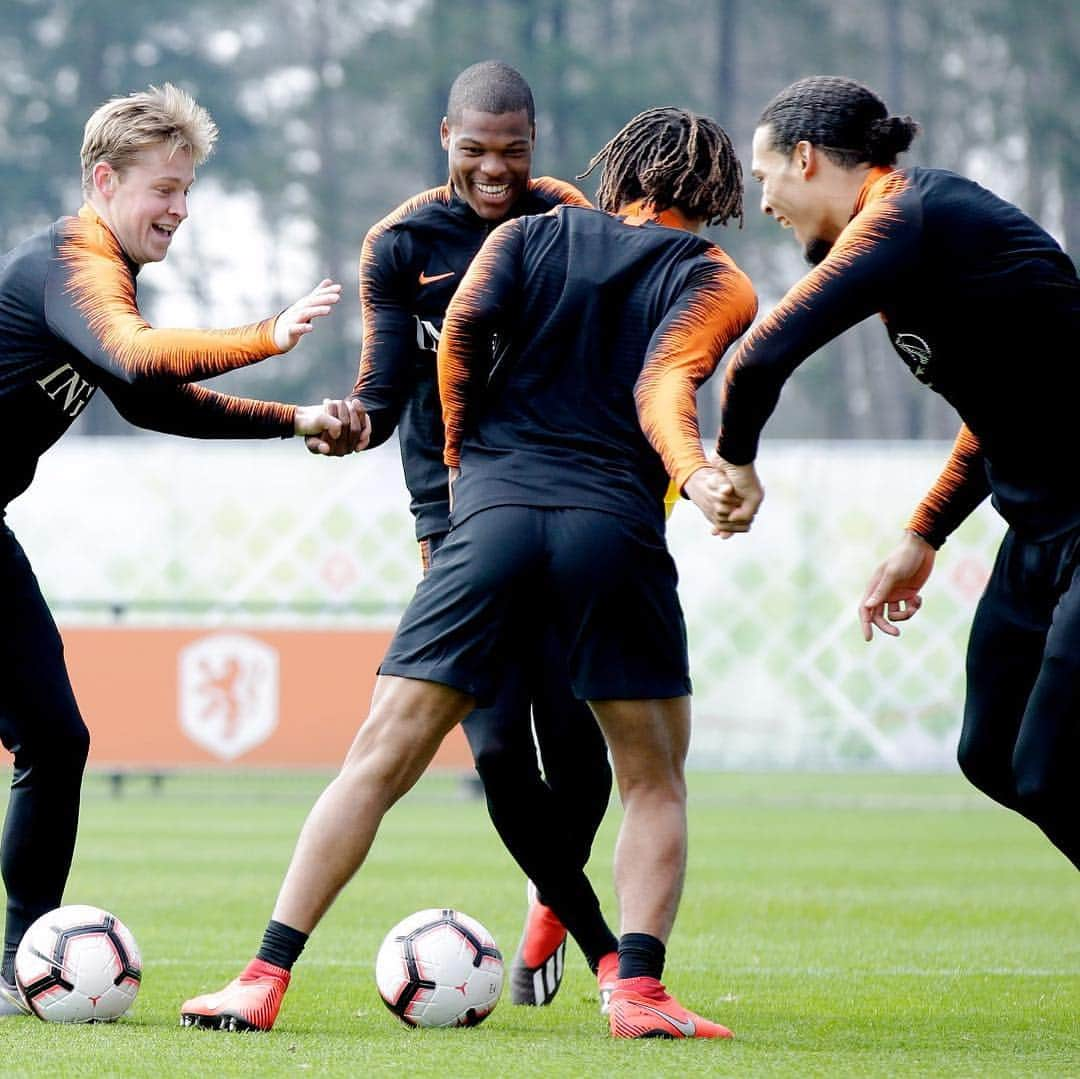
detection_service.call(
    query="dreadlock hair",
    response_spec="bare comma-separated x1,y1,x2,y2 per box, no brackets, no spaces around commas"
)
446,60,535,126
759,76,920,168
578,107,743,227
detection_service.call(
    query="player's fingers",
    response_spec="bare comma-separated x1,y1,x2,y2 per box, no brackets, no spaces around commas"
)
889,596,921,622
870,607,901,636
860,568,888,609
356,413,372,451
717,518,750,533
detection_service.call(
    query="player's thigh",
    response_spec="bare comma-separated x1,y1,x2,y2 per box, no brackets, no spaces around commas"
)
589,696,691,791
380,507,543,704
424,528,537,766
1013,527,1080,791
960,531,1048,765
545,510,690,702
0,527,86,757
461,661,535,768
527,617,608,784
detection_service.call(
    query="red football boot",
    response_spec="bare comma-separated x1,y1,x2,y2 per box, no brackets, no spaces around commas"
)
596,951,619,1016
509,882,567,1005
180,958,290,1032
608,976,733,1040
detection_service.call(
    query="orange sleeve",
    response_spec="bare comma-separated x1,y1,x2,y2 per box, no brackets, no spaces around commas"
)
351,189,449,450
46,207,280,385
906,424,990,547
717,171,916,464
636,248,758,492
528,176,592,209
438,221,524,467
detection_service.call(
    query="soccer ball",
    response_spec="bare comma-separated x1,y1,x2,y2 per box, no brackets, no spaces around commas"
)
15,904,142,1023
375,908,503,1028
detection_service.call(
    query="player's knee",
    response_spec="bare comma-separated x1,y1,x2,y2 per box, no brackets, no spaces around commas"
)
57,718,91,775
956,729,1012,802
10,712,89,778
470,739,537,788
1012,754,1068,818
613,762,686,805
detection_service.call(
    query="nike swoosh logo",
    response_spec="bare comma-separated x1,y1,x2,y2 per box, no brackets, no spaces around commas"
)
418,270,455,286
631,1001,696,1037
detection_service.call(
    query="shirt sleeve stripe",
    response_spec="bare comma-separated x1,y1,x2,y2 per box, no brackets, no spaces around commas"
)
58,209,278,382
637,248,758,491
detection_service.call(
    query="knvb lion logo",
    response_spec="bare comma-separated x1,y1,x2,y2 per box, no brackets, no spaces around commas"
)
894,332,934,384
178,634,279,760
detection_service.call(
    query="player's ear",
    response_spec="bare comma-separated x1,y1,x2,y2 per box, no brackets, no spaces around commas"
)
440,117,451,151
796,141,818,179
92,162,118,200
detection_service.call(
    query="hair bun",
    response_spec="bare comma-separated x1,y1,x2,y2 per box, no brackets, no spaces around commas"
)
867,115,920,162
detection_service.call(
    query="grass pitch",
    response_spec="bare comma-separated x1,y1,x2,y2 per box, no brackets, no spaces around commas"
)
0,770,1076,1078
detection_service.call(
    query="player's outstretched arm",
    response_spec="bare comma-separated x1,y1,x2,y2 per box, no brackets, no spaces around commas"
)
47,219,344,382
303,398,371,455
859,530,936,641
273,279,343,352
114,387,356,449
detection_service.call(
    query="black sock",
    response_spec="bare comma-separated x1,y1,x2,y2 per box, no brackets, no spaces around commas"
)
256,919,308,972
617,932,665,980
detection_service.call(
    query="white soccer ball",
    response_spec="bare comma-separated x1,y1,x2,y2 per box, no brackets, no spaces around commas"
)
375,908,503,1028
15,904,142,1023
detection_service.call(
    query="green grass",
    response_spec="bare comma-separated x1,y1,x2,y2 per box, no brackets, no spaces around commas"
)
0,770,1076,1077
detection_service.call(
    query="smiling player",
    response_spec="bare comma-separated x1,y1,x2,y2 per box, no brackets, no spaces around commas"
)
715,76,1080,870
0,83,348,1017
298,61,620,1010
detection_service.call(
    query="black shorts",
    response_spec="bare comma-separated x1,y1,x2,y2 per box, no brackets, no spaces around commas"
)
381,506,690,703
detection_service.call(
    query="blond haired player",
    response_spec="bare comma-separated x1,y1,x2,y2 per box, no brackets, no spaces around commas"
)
0,83,356,1016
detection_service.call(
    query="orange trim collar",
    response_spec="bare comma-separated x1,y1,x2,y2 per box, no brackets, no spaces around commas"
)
852,166,896,216
617,199,699,232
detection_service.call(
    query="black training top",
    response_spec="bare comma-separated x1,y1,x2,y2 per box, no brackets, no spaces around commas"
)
349,177,590,541
717,166,1080,545
0,204,295,512
439,203,757,532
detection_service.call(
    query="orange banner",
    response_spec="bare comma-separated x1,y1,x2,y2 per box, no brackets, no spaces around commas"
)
59,627,474,770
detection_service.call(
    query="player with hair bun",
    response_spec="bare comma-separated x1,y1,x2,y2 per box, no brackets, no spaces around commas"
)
712,76,1080,871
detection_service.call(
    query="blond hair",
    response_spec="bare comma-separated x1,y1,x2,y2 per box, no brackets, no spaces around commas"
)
80,83,218,193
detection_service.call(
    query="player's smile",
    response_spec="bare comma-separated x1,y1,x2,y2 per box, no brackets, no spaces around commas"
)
150,220,179,251
751,124,829,258
442,107,534,222
97,143,194,266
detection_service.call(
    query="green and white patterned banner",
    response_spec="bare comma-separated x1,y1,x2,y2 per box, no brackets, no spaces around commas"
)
9,437,1002,770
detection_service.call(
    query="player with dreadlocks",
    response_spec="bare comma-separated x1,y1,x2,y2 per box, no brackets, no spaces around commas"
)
581,105,745,226
180,106,756,1040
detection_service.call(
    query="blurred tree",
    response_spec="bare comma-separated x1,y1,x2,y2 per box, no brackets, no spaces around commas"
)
0,0,1074,440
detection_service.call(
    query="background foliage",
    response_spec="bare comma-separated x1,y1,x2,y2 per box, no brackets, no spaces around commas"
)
2,0,1076,436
